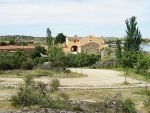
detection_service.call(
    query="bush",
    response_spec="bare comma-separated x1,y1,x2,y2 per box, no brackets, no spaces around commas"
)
64,69,71,73
10,76,65,108
50,79,60,93
11,87,41,107
122,98,136,113
21,60,34,70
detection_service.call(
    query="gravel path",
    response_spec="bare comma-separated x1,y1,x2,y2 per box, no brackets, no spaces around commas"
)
0,68,148,88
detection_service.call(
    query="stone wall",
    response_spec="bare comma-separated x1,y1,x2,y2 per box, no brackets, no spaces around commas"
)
81,42,100,54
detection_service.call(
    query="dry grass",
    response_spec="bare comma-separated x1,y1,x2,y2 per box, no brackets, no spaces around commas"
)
59,88,149,112
0,87,150,112
0,69,86,78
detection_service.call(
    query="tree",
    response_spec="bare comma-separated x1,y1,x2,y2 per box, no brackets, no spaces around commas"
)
46,28,53,48
0,42,6,46
116,40,122,66
137,56,150,92
9,40,15,45
121,51,136,83
48,45,65,68
30,45,46,59
124,16,142,51
54,33,66,44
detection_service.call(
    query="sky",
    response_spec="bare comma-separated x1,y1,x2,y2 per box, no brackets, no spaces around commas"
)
0,0,150,38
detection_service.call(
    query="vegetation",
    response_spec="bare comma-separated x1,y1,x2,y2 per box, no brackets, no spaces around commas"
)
10,76,137,112
124,16,142,51
54,33,66,44
46,28,53,49
0,45,47,70
115,16,149,84
11,75,71,108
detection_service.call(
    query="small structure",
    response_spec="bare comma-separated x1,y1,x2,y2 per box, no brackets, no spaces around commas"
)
63,35,105,54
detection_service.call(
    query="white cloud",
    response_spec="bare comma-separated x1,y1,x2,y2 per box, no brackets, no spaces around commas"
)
0,0,149,37
0,0,149,25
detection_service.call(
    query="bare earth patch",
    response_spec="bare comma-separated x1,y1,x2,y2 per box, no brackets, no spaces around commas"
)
0,68,148,88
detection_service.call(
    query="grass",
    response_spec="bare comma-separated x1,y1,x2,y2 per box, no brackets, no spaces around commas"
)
0,69,86,78
0,100,17,111
114,67,150,83
60,88,150,113
0,87,150,112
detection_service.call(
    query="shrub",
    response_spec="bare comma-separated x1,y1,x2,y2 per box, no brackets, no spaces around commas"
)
21,60,34,70
64,69,71,73
122,98,136,113
10,76,64,108
11,87,41,107
50,79,60,93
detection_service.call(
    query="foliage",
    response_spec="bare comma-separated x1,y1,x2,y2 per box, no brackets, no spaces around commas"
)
30,45,46,59
0,48,46,70
124,16,142,51
9,40,15,45
54,33,66,44
65,53,100,67
136,55,150,73
10,76,62,108
136,55,150,91
46,28,53,48
48,45,65,68
122,98,136,113
50,79,60,93
21,60,34,70
64,69,71,73
116,40,122,66
121,51,141,68
0,41,7,46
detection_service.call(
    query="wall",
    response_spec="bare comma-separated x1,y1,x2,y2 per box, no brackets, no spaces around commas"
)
81,42,100,54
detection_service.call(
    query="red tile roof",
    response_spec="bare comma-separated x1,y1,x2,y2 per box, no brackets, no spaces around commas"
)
0,46,35,51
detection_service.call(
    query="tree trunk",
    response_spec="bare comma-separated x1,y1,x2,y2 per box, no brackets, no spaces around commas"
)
145,72,148,92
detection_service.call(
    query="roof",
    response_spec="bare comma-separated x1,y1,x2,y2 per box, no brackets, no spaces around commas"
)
67,37,81,40
0,46,35,51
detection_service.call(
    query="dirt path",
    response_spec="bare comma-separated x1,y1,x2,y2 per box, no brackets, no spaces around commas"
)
0,68,148,88
60,68,147,87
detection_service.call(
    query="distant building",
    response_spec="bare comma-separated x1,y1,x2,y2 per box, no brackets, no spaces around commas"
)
63,35,106,54
0,46,35,52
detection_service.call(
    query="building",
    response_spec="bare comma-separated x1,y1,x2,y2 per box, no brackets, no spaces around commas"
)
63,35,105,54
0,46,35,52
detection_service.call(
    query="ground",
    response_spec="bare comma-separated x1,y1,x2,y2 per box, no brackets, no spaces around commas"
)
0,68,148,88
0,68,149,112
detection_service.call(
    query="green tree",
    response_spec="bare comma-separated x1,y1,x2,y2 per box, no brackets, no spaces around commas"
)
46,28,53,48
121,51,137,83
30,45,46,59
0,42,6,46
48,45,65,68
137,56,150,92
54,33,66,44
116,40,122,66
124,16,142,51
9,40,15,45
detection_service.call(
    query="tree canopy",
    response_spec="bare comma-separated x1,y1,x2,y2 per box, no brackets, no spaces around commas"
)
54,33,66,44
46,28,53,47
124,16,142,51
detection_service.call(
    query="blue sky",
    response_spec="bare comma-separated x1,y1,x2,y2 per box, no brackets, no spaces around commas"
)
0,0,150,38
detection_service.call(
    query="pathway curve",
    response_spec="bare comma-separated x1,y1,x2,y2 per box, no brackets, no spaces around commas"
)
0,68,148,89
